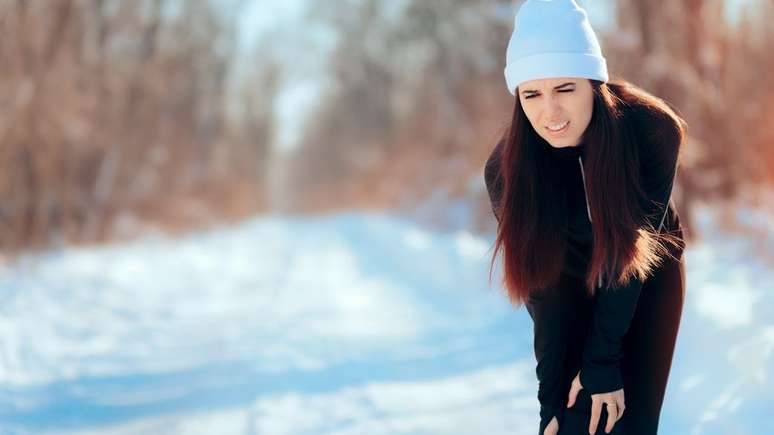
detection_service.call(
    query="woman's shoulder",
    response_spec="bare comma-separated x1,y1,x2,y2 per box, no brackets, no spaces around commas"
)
627,103,684,149
612,85,686,172
612,81,687,149
610,84,687,201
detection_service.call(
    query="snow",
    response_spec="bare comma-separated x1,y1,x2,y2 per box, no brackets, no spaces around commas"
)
0,203,772,434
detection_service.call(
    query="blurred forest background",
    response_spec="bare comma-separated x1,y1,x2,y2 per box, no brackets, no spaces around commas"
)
1,0,773,256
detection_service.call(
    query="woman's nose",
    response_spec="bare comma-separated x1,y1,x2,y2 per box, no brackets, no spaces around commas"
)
543,94,561,115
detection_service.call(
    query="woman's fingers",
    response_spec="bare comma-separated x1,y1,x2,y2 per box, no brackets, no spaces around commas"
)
616,399,626,422
567,371,582,408
604,402,618,433
587,388,625,433
589,399,603,434
545,415,559,435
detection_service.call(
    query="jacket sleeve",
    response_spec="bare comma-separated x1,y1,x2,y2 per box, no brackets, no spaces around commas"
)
483,139,505,224
526,286,570,434
579,106,683,395
634,101,684,233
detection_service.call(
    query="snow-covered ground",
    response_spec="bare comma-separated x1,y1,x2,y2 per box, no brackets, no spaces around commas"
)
0,203,772,435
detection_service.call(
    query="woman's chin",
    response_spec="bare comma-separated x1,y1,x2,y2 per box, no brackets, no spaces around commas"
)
544,138,579,148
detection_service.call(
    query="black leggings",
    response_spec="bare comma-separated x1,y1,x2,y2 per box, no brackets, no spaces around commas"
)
542,251,686,435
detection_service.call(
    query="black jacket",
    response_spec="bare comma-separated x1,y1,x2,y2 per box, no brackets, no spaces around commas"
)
483,104,685,432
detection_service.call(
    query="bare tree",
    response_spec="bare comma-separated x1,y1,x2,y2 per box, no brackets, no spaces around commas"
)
0,0,258,254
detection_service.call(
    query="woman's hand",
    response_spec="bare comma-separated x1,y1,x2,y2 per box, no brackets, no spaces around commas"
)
543,416,559,435
566,371,625,434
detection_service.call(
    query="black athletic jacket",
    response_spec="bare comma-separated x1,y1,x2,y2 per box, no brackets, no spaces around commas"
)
483,103,685,432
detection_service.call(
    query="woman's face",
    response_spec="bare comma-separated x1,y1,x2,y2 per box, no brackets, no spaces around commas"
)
517,77,594,148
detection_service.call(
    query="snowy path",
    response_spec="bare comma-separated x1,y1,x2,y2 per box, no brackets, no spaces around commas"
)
0,206,772,434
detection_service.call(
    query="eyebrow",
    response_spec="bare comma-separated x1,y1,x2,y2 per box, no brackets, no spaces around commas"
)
521,82,576,95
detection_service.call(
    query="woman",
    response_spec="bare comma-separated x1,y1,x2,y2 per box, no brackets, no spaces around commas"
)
484,1,687,434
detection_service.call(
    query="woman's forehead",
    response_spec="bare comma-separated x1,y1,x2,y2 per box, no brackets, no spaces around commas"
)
519,77,583,91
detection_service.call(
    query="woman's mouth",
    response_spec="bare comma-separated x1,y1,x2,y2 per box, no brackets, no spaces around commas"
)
545,121,570,135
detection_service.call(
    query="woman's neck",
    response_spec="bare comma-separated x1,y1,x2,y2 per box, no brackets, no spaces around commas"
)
545,141,586,159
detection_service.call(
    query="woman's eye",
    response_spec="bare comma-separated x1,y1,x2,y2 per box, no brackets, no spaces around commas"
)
525,89,573,99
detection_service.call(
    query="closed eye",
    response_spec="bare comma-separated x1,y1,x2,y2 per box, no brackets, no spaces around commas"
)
524,89,574,99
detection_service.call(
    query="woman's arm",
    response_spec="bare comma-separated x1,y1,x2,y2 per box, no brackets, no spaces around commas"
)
526,288,571,433
636,103,684,233
484,140,569,432
579,105,684,394
579,275,644,394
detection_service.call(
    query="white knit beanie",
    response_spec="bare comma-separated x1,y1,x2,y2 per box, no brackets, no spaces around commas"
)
504,0,609,96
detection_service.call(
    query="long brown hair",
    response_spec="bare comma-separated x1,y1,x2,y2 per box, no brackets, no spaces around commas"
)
489,79,687,306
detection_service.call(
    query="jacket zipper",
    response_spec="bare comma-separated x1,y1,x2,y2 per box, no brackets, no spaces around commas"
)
578,155,604,288
577,156,593,224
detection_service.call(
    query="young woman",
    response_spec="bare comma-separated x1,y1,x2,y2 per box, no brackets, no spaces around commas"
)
484,1,687,434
